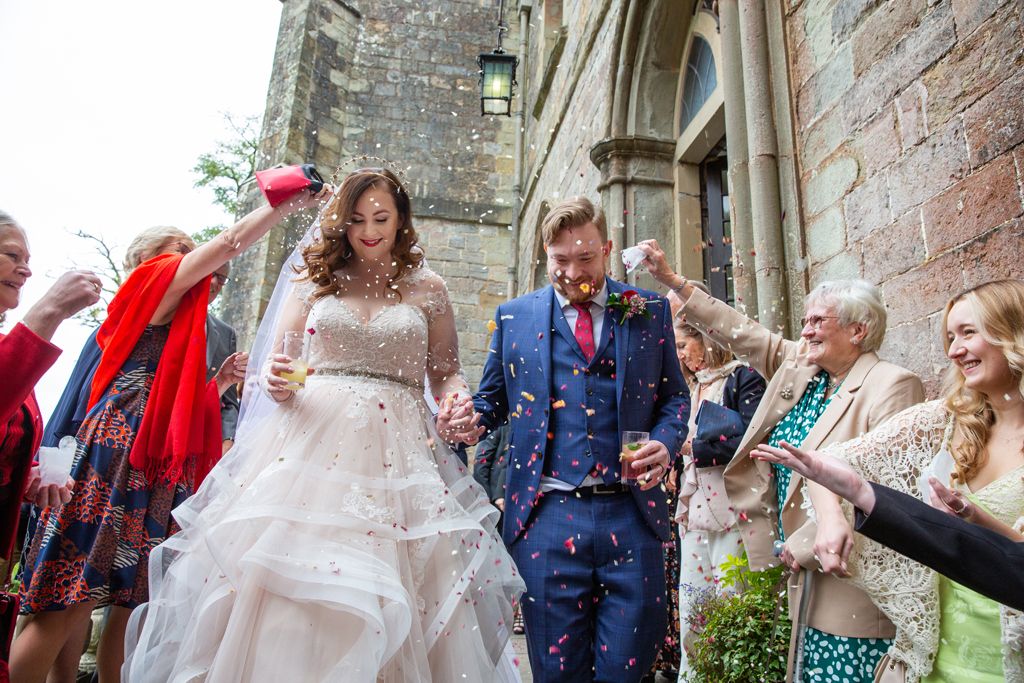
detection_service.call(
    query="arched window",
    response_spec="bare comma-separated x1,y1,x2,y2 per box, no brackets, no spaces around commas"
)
679,36,717,131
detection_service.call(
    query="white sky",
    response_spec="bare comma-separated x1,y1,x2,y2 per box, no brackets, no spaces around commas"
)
0,1,283,416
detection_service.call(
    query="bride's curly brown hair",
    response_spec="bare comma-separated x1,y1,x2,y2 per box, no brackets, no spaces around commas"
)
298,168,423,301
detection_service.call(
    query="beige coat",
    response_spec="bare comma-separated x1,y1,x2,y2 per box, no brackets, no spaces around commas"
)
678,289,925,639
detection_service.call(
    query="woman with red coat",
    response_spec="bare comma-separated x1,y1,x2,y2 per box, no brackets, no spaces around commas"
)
0,210,102,680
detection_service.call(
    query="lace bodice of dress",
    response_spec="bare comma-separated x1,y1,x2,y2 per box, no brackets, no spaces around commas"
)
967,463,1024,526
292,267,460,391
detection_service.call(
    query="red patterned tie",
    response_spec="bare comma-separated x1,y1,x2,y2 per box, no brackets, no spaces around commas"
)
572,303,596,362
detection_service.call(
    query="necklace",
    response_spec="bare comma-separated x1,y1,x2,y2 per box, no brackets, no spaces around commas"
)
827,375,844,394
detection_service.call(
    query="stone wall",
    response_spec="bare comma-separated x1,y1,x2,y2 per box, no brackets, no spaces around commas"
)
789,0,1024,393
516,0,621,288
221,0,518,387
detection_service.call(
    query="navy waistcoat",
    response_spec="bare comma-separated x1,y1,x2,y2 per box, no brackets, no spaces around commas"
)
544,307,620,485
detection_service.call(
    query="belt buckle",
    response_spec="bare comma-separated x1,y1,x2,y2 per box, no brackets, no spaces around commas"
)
592,484,618,495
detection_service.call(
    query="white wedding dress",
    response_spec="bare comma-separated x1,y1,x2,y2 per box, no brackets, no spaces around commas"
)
124,267,524,682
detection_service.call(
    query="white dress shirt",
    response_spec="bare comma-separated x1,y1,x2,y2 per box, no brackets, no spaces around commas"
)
541,281,611,492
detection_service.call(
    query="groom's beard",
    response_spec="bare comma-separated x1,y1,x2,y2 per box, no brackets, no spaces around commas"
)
551,274,605,304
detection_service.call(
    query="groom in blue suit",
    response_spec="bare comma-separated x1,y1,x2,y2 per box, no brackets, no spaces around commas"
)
444,197,689,682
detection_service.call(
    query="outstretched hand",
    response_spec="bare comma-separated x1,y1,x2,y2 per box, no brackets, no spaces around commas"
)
750,441,875,514
436,394,485,445
751,441,877,576
215,351,249,396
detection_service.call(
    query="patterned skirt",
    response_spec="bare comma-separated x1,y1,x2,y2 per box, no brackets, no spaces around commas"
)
19,326,195,613
652,486,682,673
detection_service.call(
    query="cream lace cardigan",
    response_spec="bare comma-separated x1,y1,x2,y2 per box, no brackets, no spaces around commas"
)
820,400,1024,682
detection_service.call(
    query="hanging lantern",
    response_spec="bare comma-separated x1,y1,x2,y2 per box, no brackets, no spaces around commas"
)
478,50,518,116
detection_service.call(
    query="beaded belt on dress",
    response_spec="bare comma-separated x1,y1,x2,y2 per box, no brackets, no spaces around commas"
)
312,367,425,390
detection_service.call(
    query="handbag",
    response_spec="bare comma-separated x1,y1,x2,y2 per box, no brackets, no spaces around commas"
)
254,164,325,207
873,653,907,683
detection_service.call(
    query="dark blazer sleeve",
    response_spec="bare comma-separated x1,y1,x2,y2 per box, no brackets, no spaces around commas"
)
856,482,1024,611
692,366,766,467
43,329,101,446
473,304,511,434
472,428,500,499
648,299,690,463
219,326,239,441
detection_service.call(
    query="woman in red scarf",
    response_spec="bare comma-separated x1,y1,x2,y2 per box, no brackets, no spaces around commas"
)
11,187,329,683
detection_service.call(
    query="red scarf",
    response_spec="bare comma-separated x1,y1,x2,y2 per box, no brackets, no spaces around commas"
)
88,253,221,485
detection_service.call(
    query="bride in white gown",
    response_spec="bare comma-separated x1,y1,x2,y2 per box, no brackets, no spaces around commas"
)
124,168,524,682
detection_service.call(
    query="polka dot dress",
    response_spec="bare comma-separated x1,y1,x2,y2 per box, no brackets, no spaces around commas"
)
768,371,889,683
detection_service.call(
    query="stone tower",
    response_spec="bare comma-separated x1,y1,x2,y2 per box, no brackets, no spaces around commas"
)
220,0,517,383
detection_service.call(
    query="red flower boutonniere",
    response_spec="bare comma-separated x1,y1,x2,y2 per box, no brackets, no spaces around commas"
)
607,290,656,324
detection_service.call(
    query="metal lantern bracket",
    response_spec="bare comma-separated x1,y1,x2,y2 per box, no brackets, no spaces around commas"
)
478,0,519,116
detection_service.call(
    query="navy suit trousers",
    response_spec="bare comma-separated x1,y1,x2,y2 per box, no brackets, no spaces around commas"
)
511,490,667,683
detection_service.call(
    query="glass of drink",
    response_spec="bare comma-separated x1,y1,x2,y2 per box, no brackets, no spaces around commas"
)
620,430,650,483
280,330,308,390
37,435,78,487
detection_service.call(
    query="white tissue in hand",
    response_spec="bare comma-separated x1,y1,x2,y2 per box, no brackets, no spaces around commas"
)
621,246,647,274
918,448,956,504
37,436,77,487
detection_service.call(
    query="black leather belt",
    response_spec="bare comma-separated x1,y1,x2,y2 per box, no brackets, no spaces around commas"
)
551,483,630,497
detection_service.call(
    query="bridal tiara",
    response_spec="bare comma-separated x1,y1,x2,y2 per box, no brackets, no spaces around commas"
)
333,155,410,190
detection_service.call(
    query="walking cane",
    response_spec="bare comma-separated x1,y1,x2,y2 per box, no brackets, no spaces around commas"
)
792,569,813,682
774,540,813,683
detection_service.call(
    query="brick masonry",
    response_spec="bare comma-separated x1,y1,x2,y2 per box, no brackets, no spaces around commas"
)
225,0,1024,399
789,0,1024,394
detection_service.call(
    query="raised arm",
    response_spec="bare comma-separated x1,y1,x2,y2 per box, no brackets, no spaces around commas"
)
150,187,330,325
637,239,795,380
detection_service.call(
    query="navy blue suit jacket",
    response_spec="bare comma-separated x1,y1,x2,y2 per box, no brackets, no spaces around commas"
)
474,279,690,544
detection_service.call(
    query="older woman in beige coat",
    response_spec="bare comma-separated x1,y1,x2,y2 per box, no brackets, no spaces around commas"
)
639,240,924,683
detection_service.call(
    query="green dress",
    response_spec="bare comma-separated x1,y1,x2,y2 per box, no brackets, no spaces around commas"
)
920,484,1016,682
769,371,890,683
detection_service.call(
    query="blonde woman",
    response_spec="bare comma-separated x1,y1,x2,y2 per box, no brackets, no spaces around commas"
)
796,279,1024,682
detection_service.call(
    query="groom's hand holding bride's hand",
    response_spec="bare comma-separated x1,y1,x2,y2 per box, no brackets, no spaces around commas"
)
436,394,485,445
631,440,671,491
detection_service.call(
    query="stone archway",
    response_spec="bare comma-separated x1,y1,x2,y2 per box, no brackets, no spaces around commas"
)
591,0,691,288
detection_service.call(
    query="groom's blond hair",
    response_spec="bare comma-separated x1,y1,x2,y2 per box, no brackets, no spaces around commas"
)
541,197,607,246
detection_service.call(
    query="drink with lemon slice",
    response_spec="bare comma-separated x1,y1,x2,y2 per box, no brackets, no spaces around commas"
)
620,430,650,483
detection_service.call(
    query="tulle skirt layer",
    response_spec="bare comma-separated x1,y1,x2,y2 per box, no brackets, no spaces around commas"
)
124,374,524,682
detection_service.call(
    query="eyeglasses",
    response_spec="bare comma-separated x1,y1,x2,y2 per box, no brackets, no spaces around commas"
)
212,273,230,285
800,315,840,330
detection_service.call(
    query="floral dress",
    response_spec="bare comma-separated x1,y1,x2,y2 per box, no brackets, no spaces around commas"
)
769,371,889,683
19,326,195,612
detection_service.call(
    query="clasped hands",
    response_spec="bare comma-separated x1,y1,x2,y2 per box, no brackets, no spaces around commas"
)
436,394,485,445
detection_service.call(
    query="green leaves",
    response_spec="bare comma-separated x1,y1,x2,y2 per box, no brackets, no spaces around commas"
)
682,553,791,682
191,113,260,218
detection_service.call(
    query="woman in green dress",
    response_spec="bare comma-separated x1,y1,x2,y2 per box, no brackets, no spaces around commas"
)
638,239,925,683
